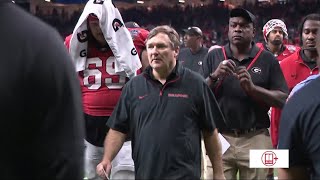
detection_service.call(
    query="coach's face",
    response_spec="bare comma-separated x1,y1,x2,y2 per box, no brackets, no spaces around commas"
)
146,33,179,72
184,34,200,48
228,17,255,46
302,20,320,49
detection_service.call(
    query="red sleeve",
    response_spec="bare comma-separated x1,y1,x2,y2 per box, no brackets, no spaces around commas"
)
64,34,72,51
270,107,282,147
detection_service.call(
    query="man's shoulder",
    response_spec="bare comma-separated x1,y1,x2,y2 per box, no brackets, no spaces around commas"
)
201,47,209,52
181,67,205,83
179,47,190,54
288,77,320,108
289,75,320,99
285,44,300,53
177,48,191,60
129,73,146,82
258,48,279,64
280,50,300,64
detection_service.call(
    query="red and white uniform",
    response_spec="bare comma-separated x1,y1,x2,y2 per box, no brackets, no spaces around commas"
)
65,35,125,117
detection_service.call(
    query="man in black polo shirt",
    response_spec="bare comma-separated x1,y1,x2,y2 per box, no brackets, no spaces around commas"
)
96,25,225,180
178,27,208,72
201,8,288,180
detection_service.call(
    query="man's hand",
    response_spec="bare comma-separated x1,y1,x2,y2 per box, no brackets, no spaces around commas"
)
212,59,237,79
96,160,112,179
237,66,255,92
213,172,226,180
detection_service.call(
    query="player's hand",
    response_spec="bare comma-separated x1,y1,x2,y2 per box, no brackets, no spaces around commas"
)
96,160,112,180
236,66,255,92
212,59,237,79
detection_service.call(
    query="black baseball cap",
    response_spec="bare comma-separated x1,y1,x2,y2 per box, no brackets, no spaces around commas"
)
183,27,203,37
230,8,256,24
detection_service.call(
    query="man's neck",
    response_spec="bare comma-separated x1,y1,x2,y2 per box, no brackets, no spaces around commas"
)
152,64,176,85
303,49,318,61
189,44,202,54
267,42,282,55
230,42,252,60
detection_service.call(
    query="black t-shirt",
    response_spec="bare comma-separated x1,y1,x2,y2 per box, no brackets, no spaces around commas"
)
0,2,84,179
107,64,224,179
177,46,208,72
200,43,288,129
278,77,320,179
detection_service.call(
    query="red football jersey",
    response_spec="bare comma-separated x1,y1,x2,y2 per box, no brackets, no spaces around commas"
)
256,42,300,61
127,27,149,57
65,35,125,116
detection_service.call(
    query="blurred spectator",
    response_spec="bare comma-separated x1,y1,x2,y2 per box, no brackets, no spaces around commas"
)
178,26,208,72
33,1,320,48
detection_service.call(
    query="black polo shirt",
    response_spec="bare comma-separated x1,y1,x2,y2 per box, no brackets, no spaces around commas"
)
200,43,288,130
107,64,224,179
300,50,318,70
177,46,208,72
278,77,320,180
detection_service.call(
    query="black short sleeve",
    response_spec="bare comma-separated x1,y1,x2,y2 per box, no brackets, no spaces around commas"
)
269,58,289,93
107,83,131,134
199,51,214,78
198,82,225,131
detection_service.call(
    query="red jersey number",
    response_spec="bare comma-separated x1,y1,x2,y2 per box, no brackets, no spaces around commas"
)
83,57,126,90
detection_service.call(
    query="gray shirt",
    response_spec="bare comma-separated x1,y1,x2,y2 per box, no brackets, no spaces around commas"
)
177,46,208,73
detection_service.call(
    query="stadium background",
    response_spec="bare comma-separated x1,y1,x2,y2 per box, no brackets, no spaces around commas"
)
14,0,320,47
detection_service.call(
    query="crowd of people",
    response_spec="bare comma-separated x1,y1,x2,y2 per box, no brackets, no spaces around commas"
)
2,0,320,179
34,1,320,47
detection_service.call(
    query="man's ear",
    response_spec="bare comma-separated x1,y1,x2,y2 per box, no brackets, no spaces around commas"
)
174,47,180,58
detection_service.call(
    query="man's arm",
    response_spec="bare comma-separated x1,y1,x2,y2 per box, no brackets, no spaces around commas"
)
102,129,127,162
247,86,288,108
278,167,310,180
202,129,225,180
96,129,126,178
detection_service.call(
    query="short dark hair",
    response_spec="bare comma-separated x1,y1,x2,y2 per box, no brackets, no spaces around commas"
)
147,25,180,49
299,13,320,45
